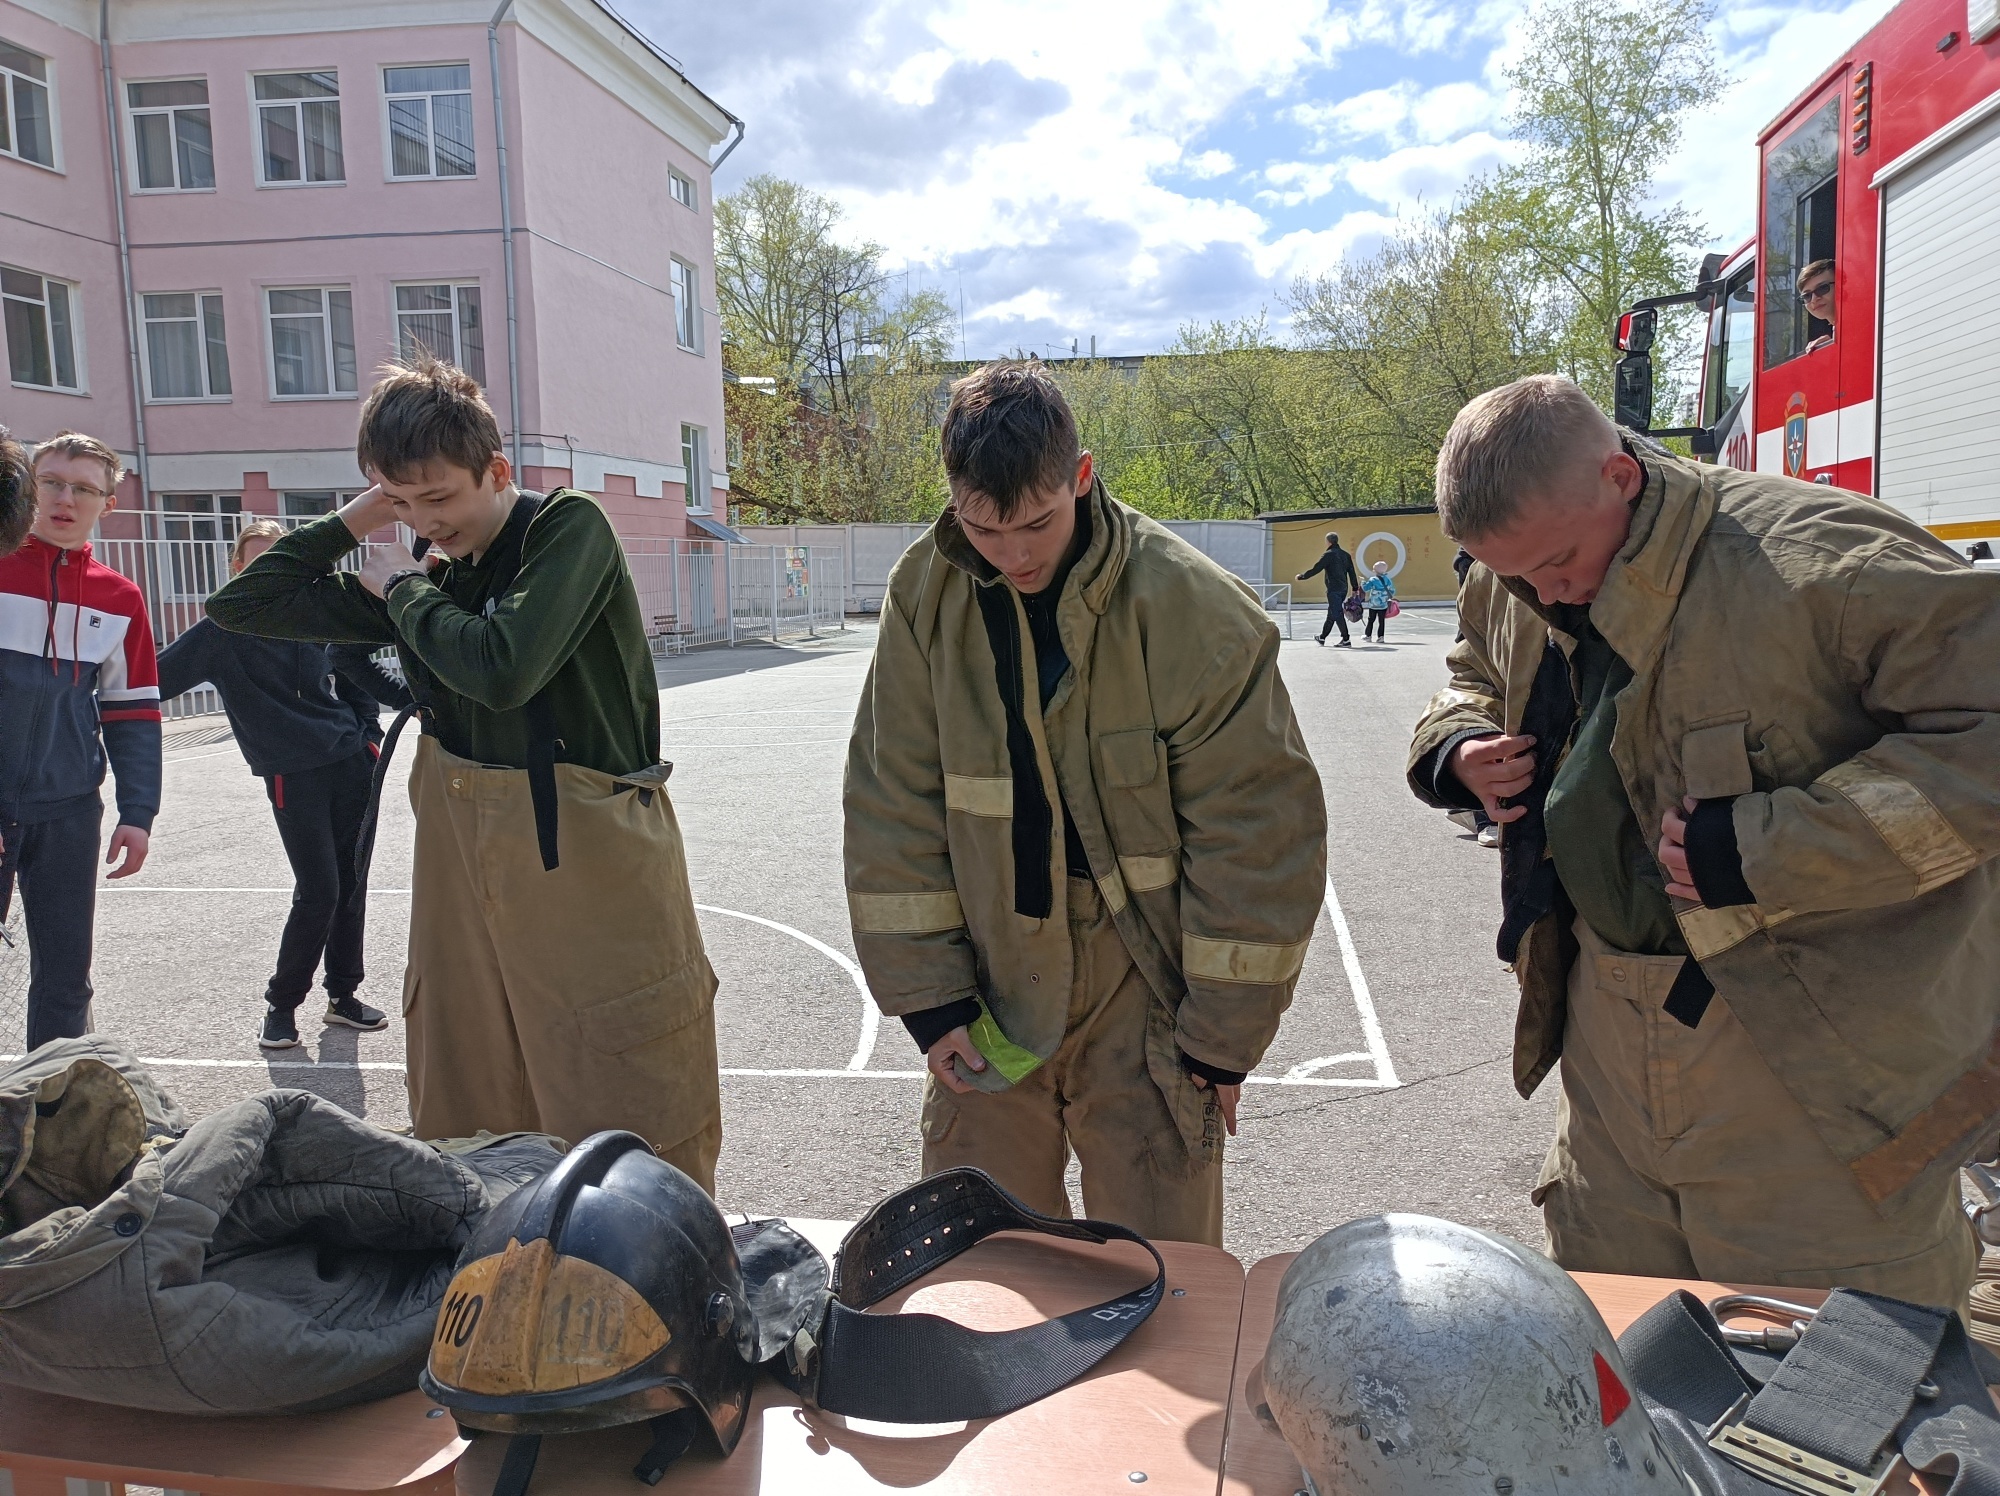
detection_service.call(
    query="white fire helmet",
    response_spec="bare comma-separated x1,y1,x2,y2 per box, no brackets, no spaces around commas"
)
1255,1214,1699,1495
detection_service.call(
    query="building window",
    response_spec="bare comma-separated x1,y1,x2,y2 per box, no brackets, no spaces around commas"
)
280,490,360,517
681,423,709,512
143,292,230,400
669,168,695,209
384,65,473,179
394,283,484,382
3,266,80,390
671,258,701,353
128,80,212,190
255,71,343,185
266,286,355,397
0,38,54,169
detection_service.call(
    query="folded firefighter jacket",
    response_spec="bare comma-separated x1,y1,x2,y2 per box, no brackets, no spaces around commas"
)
0,1037,564,1414
844,479,1328,1103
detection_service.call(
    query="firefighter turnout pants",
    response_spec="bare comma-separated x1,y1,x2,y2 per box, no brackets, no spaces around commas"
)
401,738,722,1192
917,875,1226,1246
1538,918,1977,1312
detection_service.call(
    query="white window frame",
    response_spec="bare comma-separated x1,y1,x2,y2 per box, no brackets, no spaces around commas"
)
0,36,59,173
681,422,710,513
249,69,345,188
670,257,702,354
392,280,485,382
263,284,357,400
140,290,231,403
380,62,475,181
125,77,213,193
3,265,85,393
668,167,695,210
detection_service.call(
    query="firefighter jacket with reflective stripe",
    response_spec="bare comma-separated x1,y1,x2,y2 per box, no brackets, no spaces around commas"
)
845,480,1327,1082
1407,448,2000,1208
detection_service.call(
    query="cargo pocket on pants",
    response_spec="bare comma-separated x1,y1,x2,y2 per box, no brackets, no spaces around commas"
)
1142,1000,1223,1176
919,1076,959,1145
578,956,714,1054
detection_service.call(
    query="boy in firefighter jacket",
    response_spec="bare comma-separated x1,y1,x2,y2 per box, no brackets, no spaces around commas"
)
844,362,1327,1245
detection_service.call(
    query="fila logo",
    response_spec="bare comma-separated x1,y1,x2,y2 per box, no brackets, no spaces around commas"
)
87,614,102,628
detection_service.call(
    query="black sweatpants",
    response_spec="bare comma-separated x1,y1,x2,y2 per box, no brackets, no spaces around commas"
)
11,797,103,1051
264,749,374,1009
1318,597,1351,643
1365,606,1389,641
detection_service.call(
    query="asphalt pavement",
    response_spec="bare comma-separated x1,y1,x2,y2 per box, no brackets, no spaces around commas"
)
17,601,1558,1260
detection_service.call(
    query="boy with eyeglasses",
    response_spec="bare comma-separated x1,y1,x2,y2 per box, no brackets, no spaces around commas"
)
0,431,162,1050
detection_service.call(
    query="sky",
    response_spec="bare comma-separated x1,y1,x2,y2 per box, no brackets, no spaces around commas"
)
628,0,1900,359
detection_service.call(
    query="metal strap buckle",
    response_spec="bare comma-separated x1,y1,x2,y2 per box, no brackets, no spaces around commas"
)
1706,1395,1898,1496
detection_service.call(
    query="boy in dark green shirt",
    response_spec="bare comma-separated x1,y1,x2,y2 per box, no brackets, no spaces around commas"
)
209,356,722,1189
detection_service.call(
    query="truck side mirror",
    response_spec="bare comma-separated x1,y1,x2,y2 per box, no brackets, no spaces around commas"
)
1613,351,1654,432
1615,307,1656,353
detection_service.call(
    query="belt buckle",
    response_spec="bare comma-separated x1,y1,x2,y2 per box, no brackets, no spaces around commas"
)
1707,1395,1897,1496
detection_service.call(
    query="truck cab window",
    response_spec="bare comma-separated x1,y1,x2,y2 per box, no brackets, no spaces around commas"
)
1763,97,1840,367
1703,265,1756,427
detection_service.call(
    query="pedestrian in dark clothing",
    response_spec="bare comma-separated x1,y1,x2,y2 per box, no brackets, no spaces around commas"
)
156,520,413,1050
1297,531,1361,646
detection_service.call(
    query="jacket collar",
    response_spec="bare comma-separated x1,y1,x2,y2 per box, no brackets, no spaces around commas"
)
19,533,92,567
933,477,1131,616
1587,447,1716,672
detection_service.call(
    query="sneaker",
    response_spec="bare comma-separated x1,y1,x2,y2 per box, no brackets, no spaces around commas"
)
1336,639,1352,648
1477,824,1501,848
326,994,390,1032
1447,810,1479,833
1316,636,1326,646
259,1006,301,1050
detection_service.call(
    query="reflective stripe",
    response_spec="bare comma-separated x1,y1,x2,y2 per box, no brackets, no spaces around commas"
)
1118,852,1180,893
1182,932,1310,986
1096,866,1128,915
943,774,1013,818
1676,902,1797,961
848,889,965,934
1820,761,1981,896
967,1004,1045,1084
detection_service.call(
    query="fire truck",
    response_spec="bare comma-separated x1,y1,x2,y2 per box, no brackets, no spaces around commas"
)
1613,0,2000,558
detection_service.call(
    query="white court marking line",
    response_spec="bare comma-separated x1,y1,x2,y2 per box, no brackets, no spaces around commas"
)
93,885,1398,1090
1277,874,1401,1089
692,904,879,1072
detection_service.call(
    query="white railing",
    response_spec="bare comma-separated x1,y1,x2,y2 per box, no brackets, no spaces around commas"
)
1254,583,1296,638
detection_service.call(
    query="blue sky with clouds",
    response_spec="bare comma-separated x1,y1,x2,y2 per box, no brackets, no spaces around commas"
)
628,0,1898,358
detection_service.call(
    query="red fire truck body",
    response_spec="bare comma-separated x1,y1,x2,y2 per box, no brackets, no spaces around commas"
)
1681,0,1999,549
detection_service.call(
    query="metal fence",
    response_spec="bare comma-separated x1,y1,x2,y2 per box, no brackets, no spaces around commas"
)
88,519,849,722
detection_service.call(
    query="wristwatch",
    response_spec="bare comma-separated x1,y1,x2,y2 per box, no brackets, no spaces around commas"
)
382,568,432,599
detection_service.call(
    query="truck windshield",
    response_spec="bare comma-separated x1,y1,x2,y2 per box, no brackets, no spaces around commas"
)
1763,97,1840,367
1704,265,1756,427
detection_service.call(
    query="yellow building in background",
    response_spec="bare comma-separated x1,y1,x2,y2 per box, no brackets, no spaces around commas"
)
1265,506,1460,603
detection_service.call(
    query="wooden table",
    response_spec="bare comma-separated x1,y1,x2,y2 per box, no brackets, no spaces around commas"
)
0,1386,463,1496
456,1219,1245,1496
1215,1253,1970,1496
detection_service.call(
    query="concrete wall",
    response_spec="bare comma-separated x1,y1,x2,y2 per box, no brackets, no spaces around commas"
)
1271,508,1460,603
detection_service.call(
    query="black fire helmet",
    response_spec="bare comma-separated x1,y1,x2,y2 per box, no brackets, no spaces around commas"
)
424,1132,1166,1495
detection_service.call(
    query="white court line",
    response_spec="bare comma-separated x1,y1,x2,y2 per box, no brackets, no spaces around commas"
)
692,904,878,1071
1278,875,1401,1089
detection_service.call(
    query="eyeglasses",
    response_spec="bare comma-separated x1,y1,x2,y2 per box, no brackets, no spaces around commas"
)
1799,281,1834,303
35,476,111,504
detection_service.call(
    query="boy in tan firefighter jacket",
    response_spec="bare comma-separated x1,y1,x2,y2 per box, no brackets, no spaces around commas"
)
1410,375,2000,1308
844,362,1327,1246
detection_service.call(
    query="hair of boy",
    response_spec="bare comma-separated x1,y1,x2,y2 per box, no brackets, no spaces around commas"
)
355,351,503,485
1799,257,1834,286
0,426,32,556
940,360,1081,521
31,430,124,492
1325,531,1338,544
230,517,286,568
1433,375,1619,542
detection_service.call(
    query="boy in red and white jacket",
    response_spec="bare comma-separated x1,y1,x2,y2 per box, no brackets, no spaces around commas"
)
0,432,161,1049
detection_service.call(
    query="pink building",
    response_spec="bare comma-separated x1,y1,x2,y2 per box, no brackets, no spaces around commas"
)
1,0,740,540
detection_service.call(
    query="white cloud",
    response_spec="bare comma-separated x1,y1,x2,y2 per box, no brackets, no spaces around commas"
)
1183,149,1238,179
1292,80,1504,150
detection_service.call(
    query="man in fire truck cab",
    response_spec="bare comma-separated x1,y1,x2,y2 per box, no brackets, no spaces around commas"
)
1409,374,2000,1312
1800,258,1835,352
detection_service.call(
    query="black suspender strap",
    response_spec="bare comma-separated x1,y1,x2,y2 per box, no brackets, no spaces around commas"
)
524,689,561,873
349,700,425,909
784,1168,1166,1425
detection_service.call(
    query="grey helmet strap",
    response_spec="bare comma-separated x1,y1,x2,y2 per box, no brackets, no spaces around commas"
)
781,1168,1166,1425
